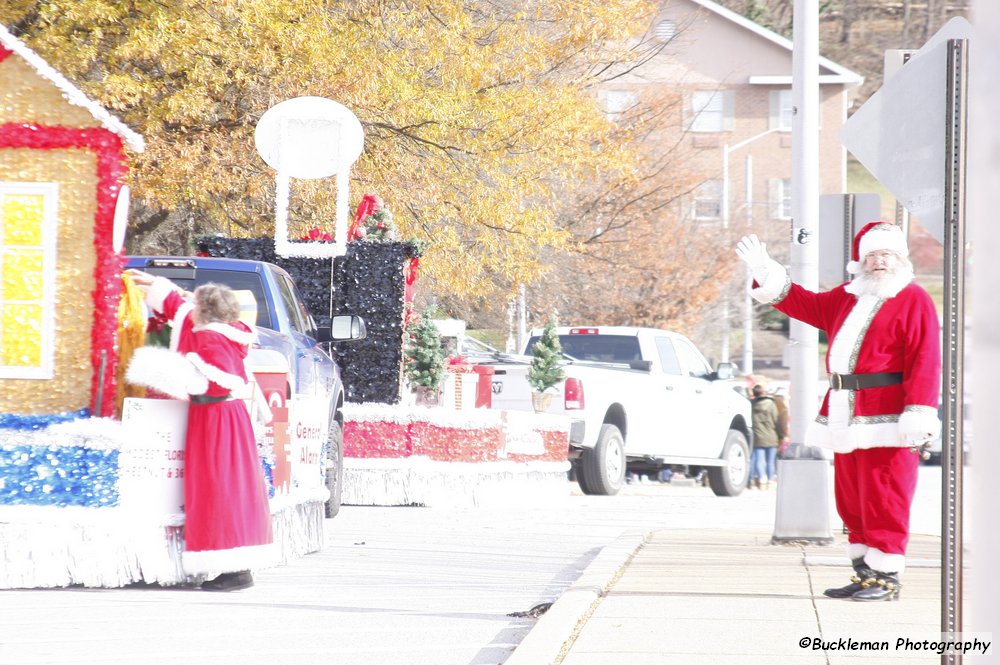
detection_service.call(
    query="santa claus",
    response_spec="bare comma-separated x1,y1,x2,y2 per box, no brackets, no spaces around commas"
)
736,222,940,602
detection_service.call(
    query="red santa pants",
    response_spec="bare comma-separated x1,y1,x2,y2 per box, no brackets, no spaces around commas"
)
833,446,919,556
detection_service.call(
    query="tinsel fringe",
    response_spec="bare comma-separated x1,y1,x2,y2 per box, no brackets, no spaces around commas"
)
342,457,570,508
0,500,326,589
343,402,571,432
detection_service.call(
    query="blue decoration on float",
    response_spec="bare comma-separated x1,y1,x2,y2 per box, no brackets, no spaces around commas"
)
0,409,91,431
261,457,275,498
0,444,119,507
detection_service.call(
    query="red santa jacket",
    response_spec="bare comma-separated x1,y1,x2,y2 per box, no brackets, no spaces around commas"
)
125,278,255,400
753,271,940,453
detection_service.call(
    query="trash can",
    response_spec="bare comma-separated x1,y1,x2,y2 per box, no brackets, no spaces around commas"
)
771,450,835,544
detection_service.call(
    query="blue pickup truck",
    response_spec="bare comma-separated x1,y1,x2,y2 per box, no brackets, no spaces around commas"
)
125,256,365,518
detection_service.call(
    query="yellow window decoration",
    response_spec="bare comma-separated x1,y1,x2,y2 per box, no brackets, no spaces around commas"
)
0,183,58,380
1,303,43,367
3,194,45,245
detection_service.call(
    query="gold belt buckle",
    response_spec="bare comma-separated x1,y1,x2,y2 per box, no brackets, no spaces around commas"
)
830,373,843,391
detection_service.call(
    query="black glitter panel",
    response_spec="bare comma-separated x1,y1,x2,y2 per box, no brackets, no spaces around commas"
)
196,237,421,404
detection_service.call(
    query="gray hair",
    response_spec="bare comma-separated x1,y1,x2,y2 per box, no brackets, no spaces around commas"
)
193,282,241,324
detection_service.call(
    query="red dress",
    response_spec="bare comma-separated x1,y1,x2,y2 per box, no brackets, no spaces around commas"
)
148,282,275,577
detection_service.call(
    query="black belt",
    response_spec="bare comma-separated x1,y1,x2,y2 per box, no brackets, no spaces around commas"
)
190,393,232,404
828,372,903,391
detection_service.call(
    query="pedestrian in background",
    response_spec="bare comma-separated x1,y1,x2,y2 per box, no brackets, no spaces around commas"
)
749,384,784,489
736,222,940,602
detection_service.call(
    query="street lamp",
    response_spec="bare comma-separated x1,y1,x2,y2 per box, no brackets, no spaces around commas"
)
720,126,783,373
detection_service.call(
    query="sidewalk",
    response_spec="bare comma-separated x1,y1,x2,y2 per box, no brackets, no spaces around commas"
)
507,527,950,665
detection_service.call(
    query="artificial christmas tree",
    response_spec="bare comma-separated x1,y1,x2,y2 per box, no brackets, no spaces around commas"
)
403,311,448,405
527,317,565,413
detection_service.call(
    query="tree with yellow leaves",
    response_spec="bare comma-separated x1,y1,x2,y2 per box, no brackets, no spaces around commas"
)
3,0,666,303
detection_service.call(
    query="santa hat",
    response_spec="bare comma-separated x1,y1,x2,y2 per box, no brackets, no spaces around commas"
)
846,221,908,274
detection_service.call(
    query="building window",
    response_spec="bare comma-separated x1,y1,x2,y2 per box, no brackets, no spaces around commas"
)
655,20,677,42
0,182,58,379
601,90,639,122
769,178,792,219
769,89,820,130
690,90,734,133
693,179,722,220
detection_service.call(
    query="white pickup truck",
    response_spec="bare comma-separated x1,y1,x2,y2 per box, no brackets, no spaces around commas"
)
479,326,752,497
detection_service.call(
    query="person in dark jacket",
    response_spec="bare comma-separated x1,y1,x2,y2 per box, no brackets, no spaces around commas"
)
749,384,785,489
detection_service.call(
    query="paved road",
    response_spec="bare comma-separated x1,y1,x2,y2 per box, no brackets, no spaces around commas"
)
0,465,944,665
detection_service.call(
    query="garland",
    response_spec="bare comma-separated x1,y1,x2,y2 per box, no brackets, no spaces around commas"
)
0,123,129,418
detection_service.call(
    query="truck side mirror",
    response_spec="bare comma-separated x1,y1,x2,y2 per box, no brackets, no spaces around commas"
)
628,360,653,372
318,315,367,342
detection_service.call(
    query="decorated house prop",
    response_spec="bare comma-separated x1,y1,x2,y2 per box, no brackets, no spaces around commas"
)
0,24,144,420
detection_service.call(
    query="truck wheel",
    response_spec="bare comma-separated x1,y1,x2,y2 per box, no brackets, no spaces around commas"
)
325,419,344,518
578,424,625,496
708,429,750,497
572,459,594,494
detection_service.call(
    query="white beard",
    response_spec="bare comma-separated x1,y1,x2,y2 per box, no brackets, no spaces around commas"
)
844,265,914,298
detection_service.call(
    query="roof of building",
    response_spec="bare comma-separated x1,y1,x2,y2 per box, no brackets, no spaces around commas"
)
687,0,864,86
0,24,145,152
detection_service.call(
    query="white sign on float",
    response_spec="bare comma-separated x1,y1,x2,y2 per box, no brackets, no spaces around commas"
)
287,394,327,491
840,17,973,244
254,96,365,259
119,398,188,519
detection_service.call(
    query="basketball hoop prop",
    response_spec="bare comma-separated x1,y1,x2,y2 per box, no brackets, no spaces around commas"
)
254,96,364,258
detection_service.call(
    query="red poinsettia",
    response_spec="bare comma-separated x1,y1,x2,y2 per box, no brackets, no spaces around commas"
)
299,227,334,242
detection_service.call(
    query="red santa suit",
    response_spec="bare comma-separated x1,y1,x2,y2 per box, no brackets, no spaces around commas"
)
127,278,275,579
749,224,940,574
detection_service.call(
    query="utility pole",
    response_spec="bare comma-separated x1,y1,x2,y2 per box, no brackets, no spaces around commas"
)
789,0,820,448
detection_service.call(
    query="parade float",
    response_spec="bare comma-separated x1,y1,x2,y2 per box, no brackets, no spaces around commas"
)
199,198,573,510
0,26,330,588
0,29,570,588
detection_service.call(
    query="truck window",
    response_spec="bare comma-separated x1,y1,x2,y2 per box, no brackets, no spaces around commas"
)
673,337,712,378
138,267,272,330
525,334,641,363
654,337,682,376
273,273,308,335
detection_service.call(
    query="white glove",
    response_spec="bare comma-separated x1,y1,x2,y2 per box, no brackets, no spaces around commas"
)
735,234,771,284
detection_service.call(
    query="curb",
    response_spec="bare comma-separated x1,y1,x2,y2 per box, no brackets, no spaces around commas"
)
503,528,650,665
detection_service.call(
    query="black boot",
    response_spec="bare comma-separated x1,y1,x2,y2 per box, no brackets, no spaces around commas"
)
201,570,254,592
823,558,876,599
852,571,901,601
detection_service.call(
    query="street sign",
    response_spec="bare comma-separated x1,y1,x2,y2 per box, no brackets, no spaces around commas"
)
840,17,972,245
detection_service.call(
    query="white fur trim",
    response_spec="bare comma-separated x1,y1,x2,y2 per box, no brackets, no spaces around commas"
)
898,407,940,445
748,258,788,304
182,542,280,577
185,352,248,392
858,225,908,263
194,322,256,347
847,543,869,561
806,417,909,453
146,276,174,312
864,548,905,575
125,346,206,400
827,295,880,374
169,302,194,352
